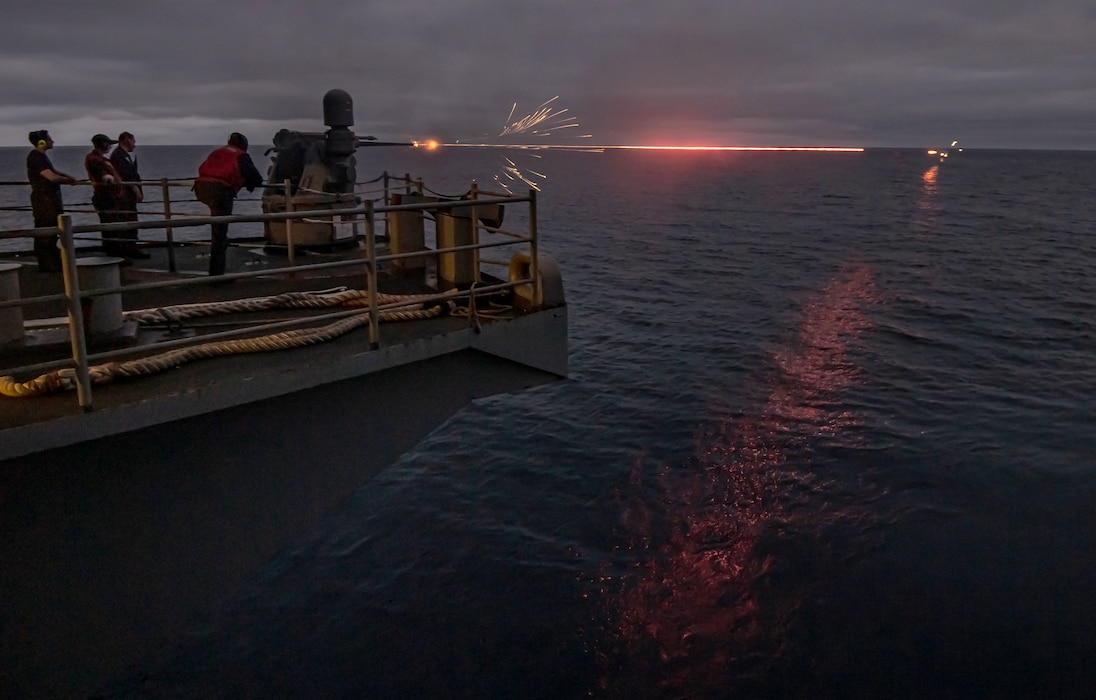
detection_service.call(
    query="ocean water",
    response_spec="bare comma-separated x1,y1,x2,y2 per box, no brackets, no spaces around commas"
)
4,146,1096,698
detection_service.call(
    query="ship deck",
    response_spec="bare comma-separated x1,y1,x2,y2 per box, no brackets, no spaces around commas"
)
0,238,567,461
0,235,567,697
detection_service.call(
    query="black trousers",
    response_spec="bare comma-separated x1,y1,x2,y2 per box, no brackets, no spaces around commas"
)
31,202,62,270
193,181,236,276
97,207,138,256
102,198,140,256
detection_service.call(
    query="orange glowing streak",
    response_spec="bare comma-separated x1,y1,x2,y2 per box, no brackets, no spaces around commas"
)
600,145,863,152
443,143,864,152
412,139,440,150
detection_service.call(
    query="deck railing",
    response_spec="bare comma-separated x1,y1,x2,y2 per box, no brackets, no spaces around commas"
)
0,178,541,412
0,171,438,270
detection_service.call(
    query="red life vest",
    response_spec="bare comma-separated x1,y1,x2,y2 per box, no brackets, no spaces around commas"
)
197,145,245,192
84,150,124,205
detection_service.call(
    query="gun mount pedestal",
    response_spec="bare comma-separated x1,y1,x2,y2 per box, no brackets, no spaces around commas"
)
263,192,359,248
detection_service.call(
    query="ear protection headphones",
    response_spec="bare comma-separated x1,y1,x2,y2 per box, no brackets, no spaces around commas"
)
37,140,46,148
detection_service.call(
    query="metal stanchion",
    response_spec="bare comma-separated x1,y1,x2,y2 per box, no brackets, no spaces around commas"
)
57,215,93,411
529,188,540,305
161,178,177,272
364,200,379,350
284,178,296,271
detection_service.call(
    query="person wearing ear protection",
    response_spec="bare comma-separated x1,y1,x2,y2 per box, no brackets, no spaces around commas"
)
26,130,78,272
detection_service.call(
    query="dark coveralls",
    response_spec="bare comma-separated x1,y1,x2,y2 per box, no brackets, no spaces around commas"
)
193,146,264,276
26,149,64,271
109,147,143,257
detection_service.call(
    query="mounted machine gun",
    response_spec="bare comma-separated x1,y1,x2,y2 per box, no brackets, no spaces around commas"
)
262,89,411,249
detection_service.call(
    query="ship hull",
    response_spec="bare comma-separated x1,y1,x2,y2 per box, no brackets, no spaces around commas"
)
0,312,565,696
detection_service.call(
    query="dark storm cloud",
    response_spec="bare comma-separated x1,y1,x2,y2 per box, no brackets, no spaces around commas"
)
2,0,1094,148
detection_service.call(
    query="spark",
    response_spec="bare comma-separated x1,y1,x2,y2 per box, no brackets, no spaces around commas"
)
429,97,605,192
498,96,572,138
416,98,866,191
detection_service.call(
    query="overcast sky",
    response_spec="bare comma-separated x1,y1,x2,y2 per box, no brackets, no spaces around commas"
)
3,0,1094,150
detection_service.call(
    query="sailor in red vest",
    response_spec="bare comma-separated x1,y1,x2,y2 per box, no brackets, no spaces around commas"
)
193,133,264,276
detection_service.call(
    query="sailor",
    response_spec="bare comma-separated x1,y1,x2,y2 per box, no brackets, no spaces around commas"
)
193,133,264,276
84,134,129,258
25,130,78,272
108,131,149,259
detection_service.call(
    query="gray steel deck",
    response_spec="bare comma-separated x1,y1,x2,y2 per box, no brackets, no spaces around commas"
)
0,239,567,460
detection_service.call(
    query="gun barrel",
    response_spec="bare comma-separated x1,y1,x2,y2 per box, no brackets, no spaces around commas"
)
358,139,417,147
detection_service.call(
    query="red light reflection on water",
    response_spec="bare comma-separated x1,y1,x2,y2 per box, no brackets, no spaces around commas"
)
921,165,939,202
596,264,877,694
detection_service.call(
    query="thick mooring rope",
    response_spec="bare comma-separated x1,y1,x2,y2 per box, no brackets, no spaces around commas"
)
0,291,450,398
122,288,453,325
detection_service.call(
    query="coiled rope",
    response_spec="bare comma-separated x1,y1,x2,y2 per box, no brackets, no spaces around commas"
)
0,288,453,398
122,288,453,325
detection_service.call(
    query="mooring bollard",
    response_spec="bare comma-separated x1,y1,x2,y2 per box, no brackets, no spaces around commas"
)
0,262,24,344
76,257,125,336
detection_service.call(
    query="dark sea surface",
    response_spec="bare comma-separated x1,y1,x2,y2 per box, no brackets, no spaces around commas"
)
3,146,1096,698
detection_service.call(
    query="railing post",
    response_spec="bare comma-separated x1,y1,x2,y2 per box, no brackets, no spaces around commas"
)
160,178,177,272
382,171,390,239
364,199,379,350
57,214,93,411
529,189,540,306
283,178,296,270
469,181,481,286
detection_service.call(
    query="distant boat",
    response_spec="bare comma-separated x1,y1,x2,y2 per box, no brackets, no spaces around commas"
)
927,140,962,162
